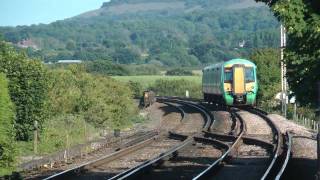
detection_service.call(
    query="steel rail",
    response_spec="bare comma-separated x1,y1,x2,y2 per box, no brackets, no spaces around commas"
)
275,132,292,180
244,107,283,180
41,99,190,179
111,98,214,180
203,131,274,152
162,96,290,180
43,131,158,180
158,97,212,131
192,110,246,180
163,102,186,122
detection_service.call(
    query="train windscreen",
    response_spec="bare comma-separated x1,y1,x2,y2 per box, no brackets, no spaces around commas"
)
245,67,255,82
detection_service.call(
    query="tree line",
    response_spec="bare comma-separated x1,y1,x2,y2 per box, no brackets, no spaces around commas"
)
0,4,279,66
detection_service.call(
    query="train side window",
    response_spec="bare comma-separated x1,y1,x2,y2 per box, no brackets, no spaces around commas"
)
245,67,255,82
224,68,232,83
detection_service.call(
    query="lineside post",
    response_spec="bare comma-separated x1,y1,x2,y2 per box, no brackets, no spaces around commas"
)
33,120,38,154
316,81,320,180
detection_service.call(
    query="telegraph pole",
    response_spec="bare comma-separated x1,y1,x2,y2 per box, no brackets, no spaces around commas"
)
280,24,287,118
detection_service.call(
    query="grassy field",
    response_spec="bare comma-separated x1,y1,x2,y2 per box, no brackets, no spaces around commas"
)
112,75,202,88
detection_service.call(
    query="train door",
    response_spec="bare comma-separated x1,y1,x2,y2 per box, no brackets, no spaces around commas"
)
232,65,246,95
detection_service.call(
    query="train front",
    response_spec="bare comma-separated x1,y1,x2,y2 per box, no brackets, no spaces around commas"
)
223,61,257,106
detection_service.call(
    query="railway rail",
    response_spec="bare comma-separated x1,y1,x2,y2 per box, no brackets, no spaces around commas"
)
42,97,209,180
109,97,216,179
27,96,293,180
161,97,293,180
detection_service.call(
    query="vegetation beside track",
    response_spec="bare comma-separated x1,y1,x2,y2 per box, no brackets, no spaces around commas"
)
0,73,16,175
113,76,202,99
0,42,143,176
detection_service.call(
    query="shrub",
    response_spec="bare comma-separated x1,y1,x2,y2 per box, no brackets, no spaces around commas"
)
149,79,201,98
0,42,48,141
166,68,193,76
48,67,136,129
85,60,130,76
127,81,143,99
0,73,16,175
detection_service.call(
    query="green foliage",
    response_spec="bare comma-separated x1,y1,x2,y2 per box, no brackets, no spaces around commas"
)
149,79,201,98
126,64,161,75
39,115,98,154
48,67,136,129
0,73,16,175
0,42,48,141
256,0,320,106
113,75,201,89
84,61,161,76
0,1,279,66
127,81,143,99
250,49,281,107
85,60,130,76
166,68,193,76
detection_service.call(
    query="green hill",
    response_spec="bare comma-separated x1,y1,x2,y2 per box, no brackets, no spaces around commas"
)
0,0,279,66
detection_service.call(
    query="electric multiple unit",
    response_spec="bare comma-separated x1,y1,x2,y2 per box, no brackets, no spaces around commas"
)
202,59,258,106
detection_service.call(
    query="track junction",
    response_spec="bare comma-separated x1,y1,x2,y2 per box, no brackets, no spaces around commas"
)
22,97,315,180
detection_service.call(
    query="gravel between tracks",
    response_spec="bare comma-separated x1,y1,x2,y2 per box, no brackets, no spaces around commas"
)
268,114,317,159
174,106,205,135
89,138,182,176
211,111,233,134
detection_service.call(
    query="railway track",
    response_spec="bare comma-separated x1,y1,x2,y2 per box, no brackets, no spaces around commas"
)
161,97,293,180
41,97,209,180
110,98,218,179
26,97,293,180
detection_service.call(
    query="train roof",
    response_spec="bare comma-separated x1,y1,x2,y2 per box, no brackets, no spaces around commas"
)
224,58,256,66
203,58,256,71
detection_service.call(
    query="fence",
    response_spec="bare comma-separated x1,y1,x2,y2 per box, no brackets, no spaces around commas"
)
292,114,319,131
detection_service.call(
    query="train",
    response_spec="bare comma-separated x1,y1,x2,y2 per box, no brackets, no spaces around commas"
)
202,59,258,106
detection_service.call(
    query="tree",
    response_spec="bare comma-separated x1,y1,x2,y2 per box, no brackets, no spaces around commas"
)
112,48,141,64
0,73,16,175
0,42,48,141
257,0,320,106
85,60,130,76
250,49,281,107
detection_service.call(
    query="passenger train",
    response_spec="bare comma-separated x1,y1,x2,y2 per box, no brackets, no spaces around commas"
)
202,59,258,106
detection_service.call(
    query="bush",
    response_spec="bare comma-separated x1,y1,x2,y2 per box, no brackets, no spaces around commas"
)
149,79,201,98
127,81,143,99
166,68,193,76
85,60,130,76
48,67,136,129
0,42,48,141
0,73,16,175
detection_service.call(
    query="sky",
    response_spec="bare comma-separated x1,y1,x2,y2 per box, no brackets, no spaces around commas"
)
0,0,109,27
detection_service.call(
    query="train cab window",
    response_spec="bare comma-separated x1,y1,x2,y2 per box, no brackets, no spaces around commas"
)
224,68,232,83
245,67,255,82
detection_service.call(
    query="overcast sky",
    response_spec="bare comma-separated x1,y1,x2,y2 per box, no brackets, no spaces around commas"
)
0,0,109,26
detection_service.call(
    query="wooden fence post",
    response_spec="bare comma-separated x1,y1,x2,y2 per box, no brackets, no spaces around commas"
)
34,120,38,154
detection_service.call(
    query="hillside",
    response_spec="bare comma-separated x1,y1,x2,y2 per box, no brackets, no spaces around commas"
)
0,0,279,66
